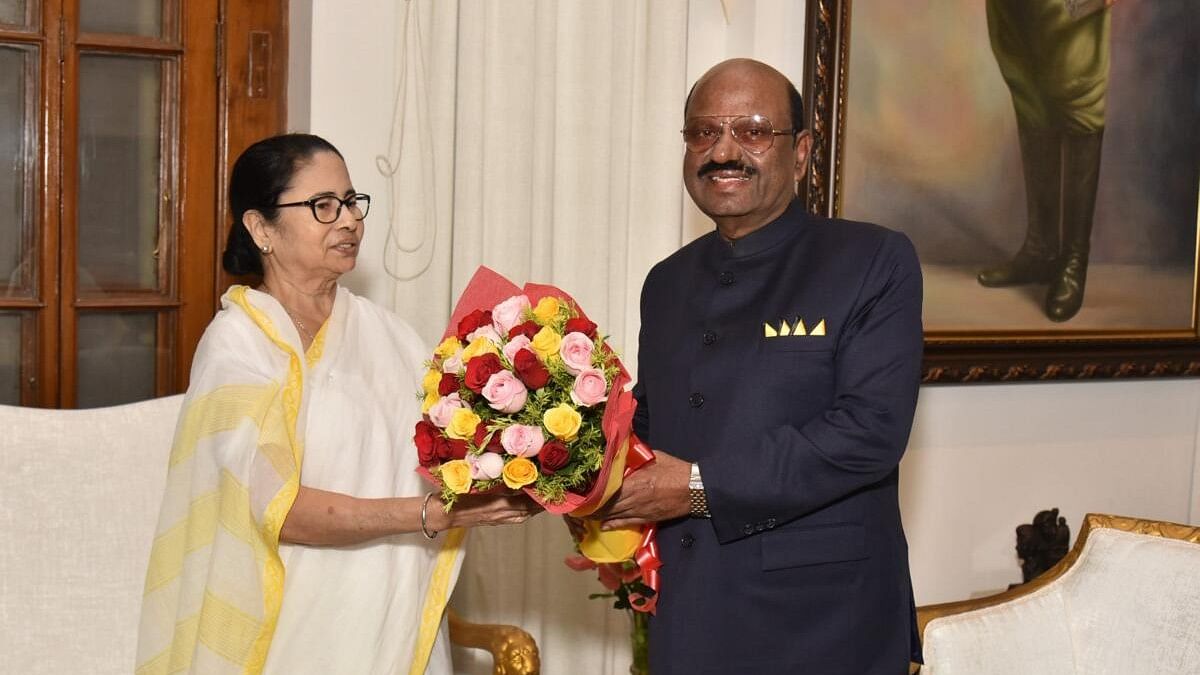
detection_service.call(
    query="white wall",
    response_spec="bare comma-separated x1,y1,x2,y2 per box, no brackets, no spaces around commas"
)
292,0,1200,616
903,379,1200,603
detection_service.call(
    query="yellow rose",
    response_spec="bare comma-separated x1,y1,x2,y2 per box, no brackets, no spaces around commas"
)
501,457,538,490
434,336,463,360
461,336,500,362
422,368,443,396
421,390,440,413
530,325,562,361
543,403,582,440
447,408,481,440
532,296,560,325
441,459,473,494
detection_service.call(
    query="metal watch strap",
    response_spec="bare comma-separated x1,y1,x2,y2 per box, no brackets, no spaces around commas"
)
689,462,711,519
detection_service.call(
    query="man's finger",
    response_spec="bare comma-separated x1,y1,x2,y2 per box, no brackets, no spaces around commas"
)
601,517,646,531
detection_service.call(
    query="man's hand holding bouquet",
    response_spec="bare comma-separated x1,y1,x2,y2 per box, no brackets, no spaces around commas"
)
414,267,661,612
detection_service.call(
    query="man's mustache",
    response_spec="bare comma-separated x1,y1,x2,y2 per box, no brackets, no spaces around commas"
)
698,161,757,178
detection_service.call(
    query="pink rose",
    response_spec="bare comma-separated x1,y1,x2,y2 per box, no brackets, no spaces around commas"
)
492,295,532,335
467,452,505,480
559,332,595,375
570,368,609,407
428,392,468,428
482,370,528,413
503,334,533,363
441,351,464,374
500,424,545,458
467,324,503,346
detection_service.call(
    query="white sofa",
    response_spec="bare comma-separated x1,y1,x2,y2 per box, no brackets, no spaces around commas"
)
917,513,1200,675
0,396,537,675
1,396,185,674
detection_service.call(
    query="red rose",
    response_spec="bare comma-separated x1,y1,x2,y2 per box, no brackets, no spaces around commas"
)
507,320,540,340
512,349,551,390
464,353,504,393
414,420,440,467
565,317,598,339
434,436,453,461
437,372,459,396
539,440,570,474
474,424,504,453
447,438,469,460
456,309,493,341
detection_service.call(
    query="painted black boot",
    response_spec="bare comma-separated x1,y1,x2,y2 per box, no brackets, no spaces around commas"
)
978,125,1062,287
1045,130,1103,322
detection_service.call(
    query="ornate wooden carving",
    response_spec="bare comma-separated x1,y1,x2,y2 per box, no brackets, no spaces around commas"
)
1014,508,1071,585
447,608,541,675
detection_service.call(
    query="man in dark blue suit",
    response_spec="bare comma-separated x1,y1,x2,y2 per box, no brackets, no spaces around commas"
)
598,58,924,674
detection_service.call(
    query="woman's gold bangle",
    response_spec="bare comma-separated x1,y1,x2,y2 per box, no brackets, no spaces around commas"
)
420,491,439,539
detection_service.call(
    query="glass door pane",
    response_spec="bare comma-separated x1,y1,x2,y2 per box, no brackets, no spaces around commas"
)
76,54,162,292
76,311,156,407
0,312,19,404
0,0,28,27
0,44,36,294
79,0,161,37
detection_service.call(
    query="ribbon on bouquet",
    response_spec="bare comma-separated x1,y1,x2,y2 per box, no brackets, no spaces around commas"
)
624,437,661,614
573,436,661,614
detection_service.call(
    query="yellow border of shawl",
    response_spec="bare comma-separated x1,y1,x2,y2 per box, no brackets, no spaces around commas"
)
408,527,467,675
225,285,308,674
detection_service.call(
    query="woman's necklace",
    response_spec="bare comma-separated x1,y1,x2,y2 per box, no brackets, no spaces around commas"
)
260,284,316,343
285,308,315,343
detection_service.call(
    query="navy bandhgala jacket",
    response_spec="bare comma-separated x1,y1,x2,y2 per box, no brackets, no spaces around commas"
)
634,199,924,674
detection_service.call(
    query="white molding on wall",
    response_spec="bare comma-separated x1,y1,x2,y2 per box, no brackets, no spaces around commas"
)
286,0,313,131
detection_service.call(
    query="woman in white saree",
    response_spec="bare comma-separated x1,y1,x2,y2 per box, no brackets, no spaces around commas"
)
135,134,536,675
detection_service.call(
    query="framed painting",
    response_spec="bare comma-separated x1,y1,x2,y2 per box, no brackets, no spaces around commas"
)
801,0,1200,382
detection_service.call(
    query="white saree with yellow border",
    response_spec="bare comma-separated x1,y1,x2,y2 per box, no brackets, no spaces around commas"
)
136,285,464,675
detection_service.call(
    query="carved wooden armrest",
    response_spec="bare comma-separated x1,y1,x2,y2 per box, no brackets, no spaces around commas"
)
447,607,541,675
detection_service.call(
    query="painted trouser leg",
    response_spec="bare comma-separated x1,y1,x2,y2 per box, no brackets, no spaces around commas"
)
980,0,1109,320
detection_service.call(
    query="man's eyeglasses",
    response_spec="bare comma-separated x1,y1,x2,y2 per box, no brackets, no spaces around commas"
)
271,193,371,224
681,115,795,154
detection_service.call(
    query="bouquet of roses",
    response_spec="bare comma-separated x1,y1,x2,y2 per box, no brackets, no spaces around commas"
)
414,267,660,610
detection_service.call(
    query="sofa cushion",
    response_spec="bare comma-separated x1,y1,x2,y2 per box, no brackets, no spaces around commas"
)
0,396,183,675
922,526,1200,675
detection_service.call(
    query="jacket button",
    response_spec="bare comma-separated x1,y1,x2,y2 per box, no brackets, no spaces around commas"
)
688,393,705,408
681,534,694,548
718,271,735,286
766,518,777,529
702,330,717,345
742,524,755,535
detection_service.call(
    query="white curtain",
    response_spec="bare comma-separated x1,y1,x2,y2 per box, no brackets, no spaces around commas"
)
302,0,814,671
321,1,690,673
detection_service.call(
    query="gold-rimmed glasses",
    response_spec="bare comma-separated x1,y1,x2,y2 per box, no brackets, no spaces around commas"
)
681,115,795,154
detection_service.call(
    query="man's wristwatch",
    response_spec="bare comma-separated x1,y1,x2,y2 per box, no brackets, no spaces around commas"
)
688,462,711,519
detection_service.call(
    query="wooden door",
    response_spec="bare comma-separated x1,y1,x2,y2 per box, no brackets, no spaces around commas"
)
0,0,285,408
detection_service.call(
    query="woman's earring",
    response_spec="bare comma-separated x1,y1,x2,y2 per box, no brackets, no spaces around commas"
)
260,245,271,254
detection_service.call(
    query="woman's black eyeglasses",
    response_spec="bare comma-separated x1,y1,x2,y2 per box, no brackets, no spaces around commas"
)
271,193,371,224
